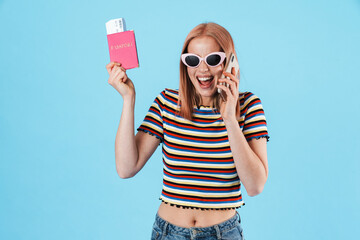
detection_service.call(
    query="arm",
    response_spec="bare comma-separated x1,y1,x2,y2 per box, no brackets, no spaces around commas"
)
106,62,160,179
115,98,161,178
217,69,269,196
222,119,268,196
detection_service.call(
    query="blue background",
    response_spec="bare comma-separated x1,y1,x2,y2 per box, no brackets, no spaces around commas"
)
1,0,359,239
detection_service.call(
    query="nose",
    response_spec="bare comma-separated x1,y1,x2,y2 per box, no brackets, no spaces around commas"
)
198,60,209,72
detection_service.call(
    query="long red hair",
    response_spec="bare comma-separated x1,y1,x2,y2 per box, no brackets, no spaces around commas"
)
178,22,237,120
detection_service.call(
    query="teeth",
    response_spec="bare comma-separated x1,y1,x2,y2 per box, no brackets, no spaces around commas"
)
198,77,212,81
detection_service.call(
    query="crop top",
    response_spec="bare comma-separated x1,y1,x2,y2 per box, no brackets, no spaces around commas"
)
137,88,269,210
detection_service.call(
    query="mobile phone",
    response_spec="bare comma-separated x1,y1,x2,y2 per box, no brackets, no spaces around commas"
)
218,53,239,101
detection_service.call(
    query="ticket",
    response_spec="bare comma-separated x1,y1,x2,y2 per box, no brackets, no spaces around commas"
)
106,18,126,35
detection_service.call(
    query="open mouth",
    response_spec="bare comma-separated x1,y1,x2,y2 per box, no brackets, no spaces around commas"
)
197,76,214,89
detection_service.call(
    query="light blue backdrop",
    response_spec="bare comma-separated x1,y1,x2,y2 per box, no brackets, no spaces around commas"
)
1,0,359,239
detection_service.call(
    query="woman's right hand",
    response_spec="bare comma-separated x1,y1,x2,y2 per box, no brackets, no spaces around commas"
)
106,62,135,100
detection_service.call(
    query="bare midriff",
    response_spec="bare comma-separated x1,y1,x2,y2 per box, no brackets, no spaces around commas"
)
157,202,237,228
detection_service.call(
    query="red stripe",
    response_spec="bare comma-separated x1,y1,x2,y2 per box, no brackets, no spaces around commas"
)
248,99,261,106
164,181,239,191
160,100,221,123
165,142,230,153
164,162,236,174
165,130,228,142
164,171,231,181
166,89,178,94
165,118,226,131
164,94,178,105
162,191,242,202
246,132,267,138
163,104,177,114
139,126,162,138
150,105,161,115
193,118,222,123
166,165,235,174
246,110,264,118
163,150,233,163
144,117,162,127
246,121,265,128
244,92,253,99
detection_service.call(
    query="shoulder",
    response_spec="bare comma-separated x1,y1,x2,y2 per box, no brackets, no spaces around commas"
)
238,91,267,116
164,88,179,98
160,88,179,102
238,91,262,105
154,88,179,107
238,91,260,100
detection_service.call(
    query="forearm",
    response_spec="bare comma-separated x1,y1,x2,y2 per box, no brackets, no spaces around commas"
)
115,96,139,178
224,118,268,196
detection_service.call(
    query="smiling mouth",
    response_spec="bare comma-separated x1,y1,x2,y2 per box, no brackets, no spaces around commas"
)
197,76,214,88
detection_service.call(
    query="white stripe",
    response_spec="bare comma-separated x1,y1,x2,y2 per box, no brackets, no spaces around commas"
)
163,165,238,178
163,145,232,158
160,196,245,208
165,135,229,148
141,122,162,133
164,157,235,169
163,185,241,197
163,175,240,187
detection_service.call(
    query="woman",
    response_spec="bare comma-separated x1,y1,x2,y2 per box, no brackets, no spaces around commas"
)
106,22,269,240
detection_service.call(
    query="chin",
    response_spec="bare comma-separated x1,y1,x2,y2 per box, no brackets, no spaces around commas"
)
201,88,216,97
196,86,217,100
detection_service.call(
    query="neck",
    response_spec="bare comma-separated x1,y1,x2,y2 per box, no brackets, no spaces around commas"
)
199,97,213,107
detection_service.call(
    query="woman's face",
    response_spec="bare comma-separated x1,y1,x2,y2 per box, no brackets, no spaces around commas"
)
186,36,224,106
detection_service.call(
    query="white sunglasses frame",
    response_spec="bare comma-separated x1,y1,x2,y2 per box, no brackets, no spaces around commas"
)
181,52,226,68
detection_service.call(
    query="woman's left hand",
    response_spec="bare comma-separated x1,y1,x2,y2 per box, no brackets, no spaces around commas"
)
217,67,240,122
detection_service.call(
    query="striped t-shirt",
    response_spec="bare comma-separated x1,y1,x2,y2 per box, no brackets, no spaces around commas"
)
137,88,269,210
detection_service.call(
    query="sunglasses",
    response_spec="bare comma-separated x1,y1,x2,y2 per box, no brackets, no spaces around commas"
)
181,52,226,68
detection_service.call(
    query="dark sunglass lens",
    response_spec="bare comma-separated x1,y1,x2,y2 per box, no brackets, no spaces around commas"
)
206,54,221,66
185,55,200,67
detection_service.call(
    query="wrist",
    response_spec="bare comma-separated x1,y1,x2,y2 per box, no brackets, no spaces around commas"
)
223,116,238,126
123,95,135,106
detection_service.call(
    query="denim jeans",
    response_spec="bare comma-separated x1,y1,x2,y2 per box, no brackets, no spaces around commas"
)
151,212,244,240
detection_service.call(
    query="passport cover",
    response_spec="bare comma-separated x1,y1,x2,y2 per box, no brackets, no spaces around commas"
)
107,30,139,69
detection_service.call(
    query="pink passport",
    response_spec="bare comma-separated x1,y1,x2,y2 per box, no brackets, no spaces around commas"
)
107,30,139,69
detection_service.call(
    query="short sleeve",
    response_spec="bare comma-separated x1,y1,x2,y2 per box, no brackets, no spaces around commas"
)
242,92,270,142
137,91,165,142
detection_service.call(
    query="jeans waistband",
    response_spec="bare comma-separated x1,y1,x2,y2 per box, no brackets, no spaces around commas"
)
154,211,241,237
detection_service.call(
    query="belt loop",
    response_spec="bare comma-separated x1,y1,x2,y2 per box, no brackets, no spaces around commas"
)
162,221,168,237
236,211,241,223
214,224,221,240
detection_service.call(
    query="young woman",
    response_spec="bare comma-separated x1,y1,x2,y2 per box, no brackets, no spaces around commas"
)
106,22,269,240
